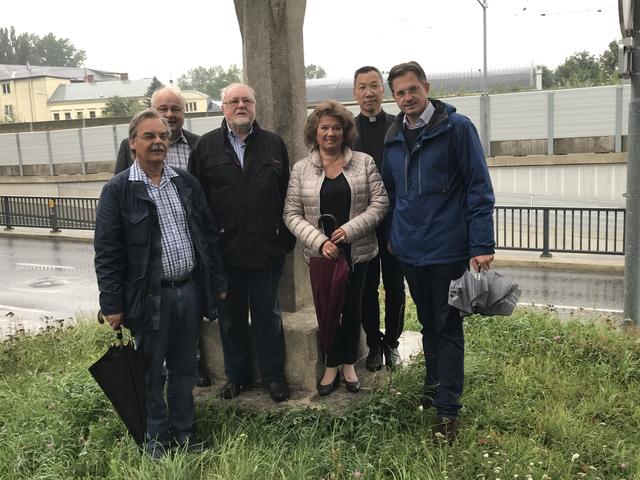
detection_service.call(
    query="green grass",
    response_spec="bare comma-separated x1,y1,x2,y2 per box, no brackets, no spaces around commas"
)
1,309,639,479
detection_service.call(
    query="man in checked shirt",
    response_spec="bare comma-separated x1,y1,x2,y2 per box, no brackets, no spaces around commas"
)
114,86,200,173
95,109,227,458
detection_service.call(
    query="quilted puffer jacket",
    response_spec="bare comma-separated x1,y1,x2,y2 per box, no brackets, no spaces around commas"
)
283,148,388,264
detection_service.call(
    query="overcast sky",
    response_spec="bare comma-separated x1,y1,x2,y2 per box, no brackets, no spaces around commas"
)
7,0,621,84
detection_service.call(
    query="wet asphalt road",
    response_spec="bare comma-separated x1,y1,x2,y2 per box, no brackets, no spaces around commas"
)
0,237,625,337
0,237,99,336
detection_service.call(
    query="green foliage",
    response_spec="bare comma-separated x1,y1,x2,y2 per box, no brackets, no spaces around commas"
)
0,25,86,67
177,65,242,99
104,95,142,118
1,309,639,478
143,77,165,108
539,40,620,90
305,64,327,79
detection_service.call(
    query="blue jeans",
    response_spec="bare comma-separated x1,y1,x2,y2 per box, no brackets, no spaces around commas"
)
135,279,201,445
402,261,467,419
217,265,286,384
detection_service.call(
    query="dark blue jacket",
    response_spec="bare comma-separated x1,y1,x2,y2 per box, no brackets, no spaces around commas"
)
381,100,495,266
94,167,227,334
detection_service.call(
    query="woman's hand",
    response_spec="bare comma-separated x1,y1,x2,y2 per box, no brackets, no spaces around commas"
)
320,240,340,259
330,228,348,245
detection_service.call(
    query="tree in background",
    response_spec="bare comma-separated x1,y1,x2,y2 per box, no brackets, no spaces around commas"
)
143,77,164,108
177,65,242,99
538,40,620,89
0,26,86,67
304,64,327,79
103,96,142,118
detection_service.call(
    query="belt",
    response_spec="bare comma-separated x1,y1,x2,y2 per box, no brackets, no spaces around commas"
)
160,274,192,288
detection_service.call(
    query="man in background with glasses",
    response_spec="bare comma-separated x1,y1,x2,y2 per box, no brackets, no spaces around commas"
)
114,85,211,387
114,86,200,173
189,83,294,403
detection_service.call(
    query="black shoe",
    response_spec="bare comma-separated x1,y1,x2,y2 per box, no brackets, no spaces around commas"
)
365,343,383,371
432,417,460,445
383,343,402,369
344,378,361,393
420,384,438,409
196,374,212,387
267,381,290,402
219,381,247,399
317,370,340,397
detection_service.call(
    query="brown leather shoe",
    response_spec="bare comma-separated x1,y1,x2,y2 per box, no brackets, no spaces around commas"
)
432,417,459,445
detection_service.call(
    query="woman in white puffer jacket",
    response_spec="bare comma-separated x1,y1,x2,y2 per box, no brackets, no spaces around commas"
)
283,100,388,397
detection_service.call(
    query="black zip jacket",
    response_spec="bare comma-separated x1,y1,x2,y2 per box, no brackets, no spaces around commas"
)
188,120,295,268
94,167,227,334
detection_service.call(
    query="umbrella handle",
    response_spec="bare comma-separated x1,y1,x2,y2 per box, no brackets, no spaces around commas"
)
317,214,338,237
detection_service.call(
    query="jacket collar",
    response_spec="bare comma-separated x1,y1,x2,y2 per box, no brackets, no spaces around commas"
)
310,146,354,171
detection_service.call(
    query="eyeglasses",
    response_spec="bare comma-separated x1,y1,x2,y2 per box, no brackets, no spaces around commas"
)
138,132,170,141
223,97,256,107
393,85,423,99
155,106,183,114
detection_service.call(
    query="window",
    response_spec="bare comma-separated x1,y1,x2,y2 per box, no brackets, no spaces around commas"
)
53,113,60,121
3,105,13,116
184,101,197,113
64,112,71,120
2,82,10,94
89,111,96,118
76,112,83,119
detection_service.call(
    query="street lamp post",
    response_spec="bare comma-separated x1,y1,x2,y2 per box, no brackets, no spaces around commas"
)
476,0,490,157
622,0,640,325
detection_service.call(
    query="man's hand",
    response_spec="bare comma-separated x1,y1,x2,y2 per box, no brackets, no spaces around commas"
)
104,313,123,330
217,292,227,300
470,254,494,272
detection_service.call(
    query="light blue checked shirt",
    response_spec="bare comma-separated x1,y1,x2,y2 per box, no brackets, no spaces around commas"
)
129,161,195,280
226,124,253,168
165,130,191,170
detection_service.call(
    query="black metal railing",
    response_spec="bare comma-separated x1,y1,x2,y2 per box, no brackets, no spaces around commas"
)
0,196,98,231
0,196,628,256
494,206,626,256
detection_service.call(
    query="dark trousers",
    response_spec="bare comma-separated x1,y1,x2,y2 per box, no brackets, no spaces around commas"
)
217,265,286,384
402,261,467,419
326,262,367,367
361,231,406,348
135,279,201,445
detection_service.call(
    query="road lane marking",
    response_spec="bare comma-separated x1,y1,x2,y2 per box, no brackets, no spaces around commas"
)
15,263,76,271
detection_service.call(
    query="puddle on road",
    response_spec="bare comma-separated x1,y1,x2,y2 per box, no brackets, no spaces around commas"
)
29,279,66,288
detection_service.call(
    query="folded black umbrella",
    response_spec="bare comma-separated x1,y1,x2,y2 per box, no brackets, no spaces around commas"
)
89,323,146,446
448,269,521,317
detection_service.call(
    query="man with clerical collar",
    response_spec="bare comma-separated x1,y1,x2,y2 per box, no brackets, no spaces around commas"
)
353,65,406,372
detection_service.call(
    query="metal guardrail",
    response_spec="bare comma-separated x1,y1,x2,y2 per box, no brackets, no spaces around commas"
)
494,206,626,256
0,196,628,256
0,196,98,231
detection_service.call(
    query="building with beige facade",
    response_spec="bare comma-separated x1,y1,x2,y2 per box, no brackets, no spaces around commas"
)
0,64,210,123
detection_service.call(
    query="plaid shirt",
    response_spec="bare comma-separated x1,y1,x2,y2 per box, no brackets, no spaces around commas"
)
129,161,195,280
165,130,191,170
